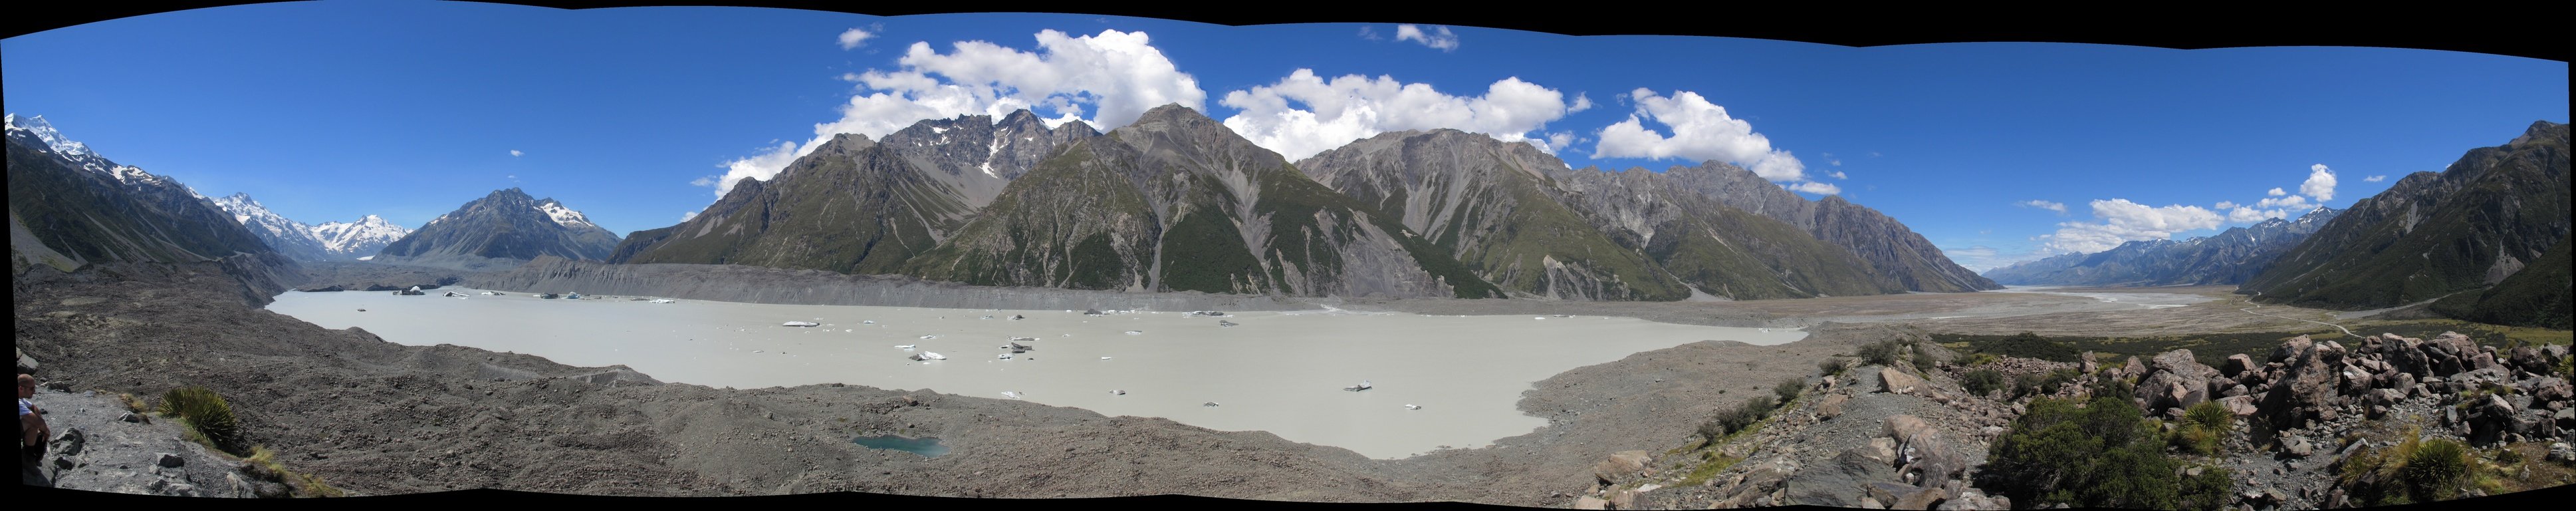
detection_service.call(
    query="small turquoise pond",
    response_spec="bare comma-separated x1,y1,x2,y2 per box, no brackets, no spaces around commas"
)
852,434,949,457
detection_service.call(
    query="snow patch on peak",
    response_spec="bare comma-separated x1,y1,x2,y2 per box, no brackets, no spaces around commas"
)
5,114,98,159
536,201,594,228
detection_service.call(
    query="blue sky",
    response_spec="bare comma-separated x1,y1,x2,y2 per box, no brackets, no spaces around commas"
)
5,2,2566,272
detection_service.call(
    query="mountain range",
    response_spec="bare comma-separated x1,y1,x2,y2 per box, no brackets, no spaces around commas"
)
2241,120,2570,325
1984,207,2343,287
5,114,299,299
207,193,411,261
370,188,622,271
610,105,1995,300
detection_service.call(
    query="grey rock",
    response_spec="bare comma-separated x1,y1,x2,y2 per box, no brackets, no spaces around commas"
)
157,452,185,468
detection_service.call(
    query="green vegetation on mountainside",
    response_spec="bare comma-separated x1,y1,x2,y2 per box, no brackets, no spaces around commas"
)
904,141,1158,289
2431,236,2573,329
2244,122,2568,311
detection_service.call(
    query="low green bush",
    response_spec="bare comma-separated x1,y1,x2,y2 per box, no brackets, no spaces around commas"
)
1859,341,1905,367
1962,369,2007,397
1773,377,1804,404
1819,357,1851,376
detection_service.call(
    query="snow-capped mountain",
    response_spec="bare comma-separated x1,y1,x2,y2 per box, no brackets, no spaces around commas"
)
7,112,293,287
209,193,332,260
205,193,414,261
309,214,410,257
374,188,620,271
5,114,187,192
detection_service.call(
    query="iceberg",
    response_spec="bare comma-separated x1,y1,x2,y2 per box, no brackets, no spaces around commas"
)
783,321,820,327
1344,380,1373,392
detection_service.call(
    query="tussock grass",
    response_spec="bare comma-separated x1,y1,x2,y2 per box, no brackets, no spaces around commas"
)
245,446,346,498
158,387,243,455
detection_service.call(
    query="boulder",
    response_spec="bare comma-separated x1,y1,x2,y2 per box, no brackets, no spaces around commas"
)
2219,395,2259,417
1883,415,1935,446
1880,367,1924,394
1574,496,1608,510
1893,487,1950,510
2506,347,2548,375
2222,354,2258,379
1819,393,1851,419
1593,450,1653,483
2521,377,2571,405
2256,335,2343,429
2283,437,2313,457
2122,357,2147,379
2079,351,2100,375
1863,437,1901,464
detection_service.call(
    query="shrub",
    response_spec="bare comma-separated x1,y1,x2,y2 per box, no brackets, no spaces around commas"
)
1962,369,2008,397
115,393,147,413
1972,332,2082,363
2176,464,2236,510
1980,396,2184,510
1773,377,1804,404
1965,352,2001,367
1859,340,1905,367
1911,342,1942,372
1819,357,1851,376
2014,369,2083,399
159,387,243,454
1702,396,1780,439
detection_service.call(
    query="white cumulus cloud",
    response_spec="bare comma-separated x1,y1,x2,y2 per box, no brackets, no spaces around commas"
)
1219,70,1586,161
1394,25,1458,51
2256,194,2311,210
701,29,1206,199
838,27,876,50
1592,88,1807,182
2227,206,2287,223
2363,175,2385,182
681,211,699,222
2039,199,2224,254
2016,200,2068,214
1788,181,1841,195
509,150,523,157
2301,164,2337,201
2214,201,2237,210
2267,188,2286,196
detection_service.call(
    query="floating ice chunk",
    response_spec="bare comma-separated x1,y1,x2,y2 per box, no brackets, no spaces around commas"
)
1405,405,1421,410
896,344,917,349
1125,331,1143,335
919,335,937,339
783,321,820,327
1000,391,1022,399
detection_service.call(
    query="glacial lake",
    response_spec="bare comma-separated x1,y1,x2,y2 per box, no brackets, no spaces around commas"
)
267,288,1806,458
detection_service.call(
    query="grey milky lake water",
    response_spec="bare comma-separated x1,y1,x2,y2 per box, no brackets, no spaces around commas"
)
267,288,1806,458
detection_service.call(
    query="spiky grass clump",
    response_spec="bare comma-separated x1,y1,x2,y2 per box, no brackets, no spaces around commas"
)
2404,438,2468,501
158,387,243,454
245,446,347,498
115,393,148,413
